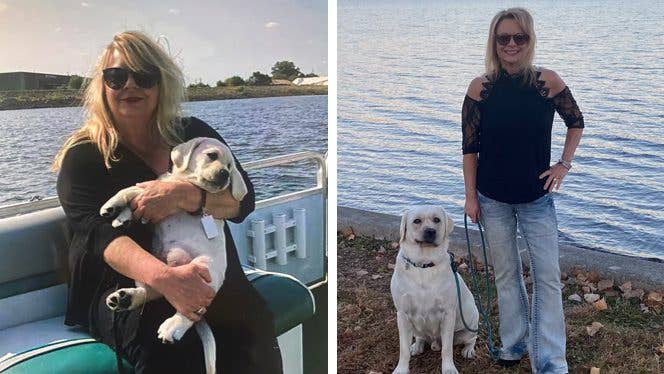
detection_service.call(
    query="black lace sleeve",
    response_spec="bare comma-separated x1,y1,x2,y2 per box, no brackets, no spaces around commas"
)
462,95,481,154
551,86,585,128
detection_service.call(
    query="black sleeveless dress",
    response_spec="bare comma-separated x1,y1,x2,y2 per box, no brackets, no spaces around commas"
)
57,117,282,373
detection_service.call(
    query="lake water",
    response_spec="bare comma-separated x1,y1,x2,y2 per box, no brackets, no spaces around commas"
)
0,95,327,204
338,1,664,260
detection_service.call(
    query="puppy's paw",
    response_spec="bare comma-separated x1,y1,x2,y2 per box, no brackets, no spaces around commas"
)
431,340,441,351
111,218,128,228
392,367,409,374
157,315,193,343
461,343,476,359
410,340,425,356
441,365,459,374
106,288,145,311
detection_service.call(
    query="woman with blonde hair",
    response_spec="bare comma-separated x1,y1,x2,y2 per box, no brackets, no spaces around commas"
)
54,31,282,373
462,8,584,373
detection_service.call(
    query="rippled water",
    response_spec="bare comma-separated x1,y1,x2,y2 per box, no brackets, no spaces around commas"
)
0,95,327,204
339,1,664,260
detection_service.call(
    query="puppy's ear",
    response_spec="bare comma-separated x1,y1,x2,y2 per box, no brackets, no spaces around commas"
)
399,211,408,243
172,138,205,174
446,215,455,238
230,162,248,201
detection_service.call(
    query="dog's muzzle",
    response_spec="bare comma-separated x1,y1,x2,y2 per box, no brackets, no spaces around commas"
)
423,228,437,244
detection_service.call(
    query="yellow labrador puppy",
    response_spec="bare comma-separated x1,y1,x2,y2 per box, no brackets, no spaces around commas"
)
391,206,478,374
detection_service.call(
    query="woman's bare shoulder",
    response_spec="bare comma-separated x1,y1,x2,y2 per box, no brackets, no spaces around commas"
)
537,67,567,97
466,75,489,101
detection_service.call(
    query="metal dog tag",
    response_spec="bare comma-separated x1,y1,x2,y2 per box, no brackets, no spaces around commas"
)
201,214,219,239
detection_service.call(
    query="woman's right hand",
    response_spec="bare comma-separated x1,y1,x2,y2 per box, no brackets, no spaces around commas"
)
465,195,481,223
151,263,215,321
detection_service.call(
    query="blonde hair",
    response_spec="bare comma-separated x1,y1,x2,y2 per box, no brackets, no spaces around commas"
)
53,31,186,170
485,7,537,85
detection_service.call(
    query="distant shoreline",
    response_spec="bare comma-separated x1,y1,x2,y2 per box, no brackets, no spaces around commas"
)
0,85,327,111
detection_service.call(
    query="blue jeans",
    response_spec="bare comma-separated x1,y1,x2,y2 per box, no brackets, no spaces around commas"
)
478,192,568,374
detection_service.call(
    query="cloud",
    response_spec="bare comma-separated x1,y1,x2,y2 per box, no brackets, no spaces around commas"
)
168,8,180,15
55,26,62,32
0,2,7,12
81,2,92,7
265,21,279,29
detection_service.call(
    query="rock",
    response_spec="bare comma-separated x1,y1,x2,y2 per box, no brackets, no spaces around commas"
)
645,291,662,307
340,227,354,238
369,371,383,374
389,241,400,250
593,298,608,311
356,269,368,276
587,271,601,283
576,273,588,282
640,304,649,313
582,286,591,294
458,263,468,272
590,367,600,374
571,267,583,277
586,322,603,337
568,294,582,303
525,276,533,285
561,272,568,281
347,234,356,241
584,293,601,303
658,343,664,354
371,274,382,280
619,281,632,293
624,289,644,300
387,263,396,270
597,279,614,291
588,283,598,292
375,255,384,261
377,246,387,254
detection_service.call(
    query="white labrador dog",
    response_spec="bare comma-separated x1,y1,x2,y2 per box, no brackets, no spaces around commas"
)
99,137,247,374
391,206,478,374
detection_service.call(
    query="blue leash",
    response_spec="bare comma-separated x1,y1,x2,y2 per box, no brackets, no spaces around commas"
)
450,214,501,361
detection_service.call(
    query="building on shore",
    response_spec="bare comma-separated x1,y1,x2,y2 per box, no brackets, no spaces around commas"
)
292,76,328,86
0,72,70,91
271,79,293,86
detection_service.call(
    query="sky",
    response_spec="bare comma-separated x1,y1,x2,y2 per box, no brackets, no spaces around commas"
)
0,0,327,85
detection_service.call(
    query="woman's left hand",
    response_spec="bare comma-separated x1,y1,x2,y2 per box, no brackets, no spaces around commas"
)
539,163,569,192
131,180,197,223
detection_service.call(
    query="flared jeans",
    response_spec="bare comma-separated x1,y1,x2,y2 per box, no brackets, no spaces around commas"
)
478,192,568,374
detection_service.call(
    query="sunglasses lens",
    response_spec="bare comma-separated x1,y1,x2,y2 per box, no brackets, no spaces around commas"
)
134,69,160,89
514,34,529,45
103,68,128,90
496,35,511,46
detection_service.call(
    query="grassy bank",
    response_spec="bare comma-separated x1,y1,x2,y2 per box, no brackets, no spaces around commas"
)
0,85,327,111
337,233,663,374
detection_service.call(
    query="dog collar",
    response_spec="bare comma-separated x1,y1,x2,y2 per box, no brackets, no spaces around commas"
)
401,254,436,269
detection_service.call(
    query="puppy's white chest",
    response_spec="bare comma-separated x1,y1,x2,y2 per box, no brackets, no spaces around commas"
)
154,213,226,258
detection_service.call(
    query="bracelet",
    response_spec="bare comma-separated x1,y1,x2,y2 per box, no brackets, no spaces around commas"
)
558,159,572,170
191,188,206,215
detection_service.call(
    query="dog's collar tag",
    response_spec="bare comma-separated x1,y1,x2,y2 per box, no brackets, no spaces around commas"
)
201,214,219,239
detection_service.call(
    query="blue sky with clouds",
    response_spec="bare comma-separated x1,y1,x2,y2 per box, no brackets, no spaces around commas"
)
0,0,327,84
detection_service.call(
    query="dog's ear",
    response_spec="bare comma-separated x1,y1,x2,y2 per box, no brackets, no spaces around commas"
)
446,214,455,238
230,162,248,201
399,210,408,243
171,138,205,174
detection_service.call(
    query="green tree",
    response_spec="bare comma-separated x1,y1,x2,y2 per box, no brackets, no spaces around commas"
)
187,82,211,89
271,61,301,80
216,80,226,87
224,76,245,86
68,75,84,89
246,71,271,86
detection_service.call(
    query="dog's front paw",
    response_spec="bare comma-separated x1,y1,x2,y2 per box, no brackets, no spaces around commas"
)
410,340,425,356
157,315,193,343
100,200,123,217
106,288,145,311
461,343,476,359
441,364,459,374
392,367,409,374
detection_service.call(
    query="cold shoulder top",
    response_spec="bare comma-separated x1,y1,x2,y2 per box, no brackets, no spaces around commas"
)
461,69,584,204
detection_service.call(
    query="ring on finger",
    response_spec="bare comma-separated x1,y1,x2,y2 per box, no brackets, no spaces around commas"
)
195,307,206,315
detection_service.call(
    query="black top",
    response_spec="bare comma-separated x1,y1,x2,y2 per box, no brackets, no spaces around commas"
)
462,70,584,204
56,116,255,335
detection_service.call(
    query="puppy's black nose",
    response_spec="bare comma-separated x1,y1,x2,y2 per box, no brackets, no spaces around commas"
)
423,228,437,243
213,170,230,186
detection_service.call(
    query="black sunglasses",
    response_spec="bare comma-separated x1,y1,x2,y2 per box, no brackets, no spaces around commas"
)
102,66,161,90
495,33,530,46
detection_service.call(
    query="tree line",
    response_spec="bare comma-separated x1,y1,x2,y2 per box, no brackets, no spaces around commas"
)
64,61,318,90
